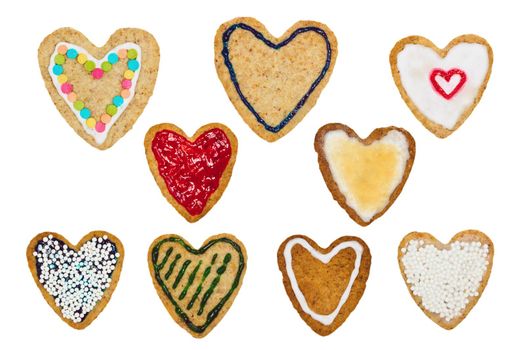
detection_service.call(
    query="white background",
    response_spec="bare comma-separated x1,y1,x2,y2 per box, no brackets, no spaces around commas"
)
0,0,522,348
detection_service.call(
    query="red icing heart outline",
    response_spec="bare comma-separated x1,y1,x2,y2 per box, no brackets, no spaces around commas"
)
430,68,467,100
151,128,232,216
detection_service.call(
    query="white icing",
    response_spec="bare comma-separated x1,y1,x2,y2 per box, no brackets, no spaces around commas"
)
48,42,142,145
396,43,489,129
323,129,410,223
283,238,363,326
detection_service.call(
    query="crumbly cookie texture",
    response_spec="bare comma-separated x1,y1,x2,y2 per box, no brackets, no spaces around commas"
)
398,230,494,329
214,17,338,142
27,231,124,329
148,234,247,338
390,35,493,138
38,27,160,149
144,123,238,223
277,235,371,336
314,123,415,226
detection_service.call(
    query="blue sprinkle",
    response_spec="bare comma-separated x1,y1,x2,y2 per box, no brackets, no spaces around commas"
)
80,108,91,119
108,53,119,64
113,95,124,107
66,48,78,59
52,65,63,75
127,59,139,71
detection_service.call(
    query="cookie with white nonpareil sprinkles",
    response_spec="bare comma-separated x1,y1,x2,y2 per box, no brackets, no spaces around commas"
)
390,35,493,137
148,234,247,338
27,231,124,329
214,17,337,141
277,235,371,336
144,123,238,223
314,123,415,226
38,28,160,149
398,230,494,329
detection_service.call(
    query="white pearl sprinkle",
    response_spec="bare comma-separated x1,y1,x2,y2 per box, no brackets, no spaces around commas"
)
401,239,489,322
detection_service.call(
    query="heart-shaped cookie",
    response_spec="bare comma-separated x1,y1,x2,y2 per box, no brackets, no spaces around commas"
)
277,235,371,335
38,28,160,149
398,230,494,329
27,231,124,329
315,123,415,226
214,17,338,142
148,234,247,338
390,35,493,138
144,123,237,222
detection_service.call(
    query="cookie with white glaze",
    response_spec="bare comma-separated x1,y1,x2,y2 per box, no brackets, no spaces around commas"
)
214,17,337,141
398,230,494,329
390,35,493,137
38,28,160,149
277,235,371,336
314,123,415,226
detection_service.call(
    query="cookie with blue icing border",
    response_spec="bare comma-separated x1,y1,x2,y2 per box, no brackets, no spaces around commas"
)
214,17,338,141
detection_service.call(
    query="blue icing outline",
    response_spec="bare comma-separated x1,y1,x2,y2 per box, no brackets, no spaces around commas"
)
221,23,332,133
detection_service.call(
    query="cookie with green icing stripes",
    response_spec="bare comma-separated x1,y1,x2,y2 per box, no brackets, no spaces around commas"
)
148,234,247,338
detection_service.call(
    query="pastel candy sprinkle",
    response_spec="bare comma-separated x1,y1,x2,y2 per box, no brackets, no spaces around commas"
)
73,100,84,111
86,117,96,129
67,92,77,102
54,54,66,65
106,104,118,116
108,53,119,64
123,70,134,79
66,48,78,59
84,61,95,72
57,74,68,84
101,61,112,72
92,68,104,79
80,108,91,119
100,114,112,124
52,65,64,75
57,45,68,55
77,53,87,64
113,95,124,107
95,121,106,133
61,83,73,94
121,79,132,89
117,49,127,59
121,89,130,98
127,49,138,59
127,60,139,71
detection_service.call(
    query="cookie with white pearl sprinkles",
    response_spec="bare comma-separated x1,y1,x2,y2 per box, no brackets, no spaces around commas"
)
38,28,159,149
398,230,493,329
27,231,124,329
390,35,493,138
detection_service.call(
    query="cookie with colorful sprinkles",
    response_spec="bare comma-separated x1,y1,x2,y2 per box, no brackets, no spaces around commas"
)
398,230,494,329
38,28,160,149
214,17,338,141
27,231,124,329
148,234,247,338
144,123,238,223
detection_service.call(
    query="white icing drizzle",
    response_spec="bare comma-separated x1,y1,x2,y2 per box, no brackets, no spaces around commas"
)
283,237,363,326
47,42,142,145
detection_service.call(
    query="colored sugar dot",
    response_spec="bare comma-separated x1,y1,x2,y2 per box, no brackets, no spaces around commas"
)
117,49,127,59
61,83,73,94
57,45,68,54
113,95,124,107
84,61,96,72
73,100,84,111
108,53,119,64
80,108,91,119
101,61,112,72
124,70,134,79
120,89,130,98
77,53,87,64
66,48,78,59
54,54,66,65
100,114,112,124
86,117,96,129
67,92,77,102
106,104,118,116
92,68,104,79
52,65,64,75
127,60,139,71
95,121,106,133
127,49,138,59
57,74,68,84
121,79,132,89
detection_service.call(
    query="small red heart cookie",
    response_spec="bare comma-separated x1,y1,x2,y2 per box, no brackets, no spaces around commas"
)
27,231,124,329
398,230,494,329
144,123,238,222
277,235,371,336
390,35,493,138
314,123,415,226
